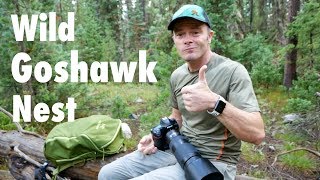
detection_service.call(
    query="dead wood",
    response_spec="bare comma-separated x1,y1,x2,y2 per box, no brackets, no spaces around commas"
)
0,170,15,180
0,106,43,139
0,129,125,179
0,106,121,179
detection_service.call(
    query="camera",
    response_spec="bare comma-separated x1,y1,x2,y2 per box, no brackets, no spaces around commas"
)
151,117,224,180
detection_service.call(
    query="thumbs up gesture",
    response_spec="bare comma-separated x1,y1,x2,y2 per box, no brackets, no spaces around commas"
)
181,65,219,112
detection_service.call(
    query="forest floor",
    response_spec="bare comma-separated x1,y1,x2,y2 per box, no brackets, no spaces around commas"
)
125,118,319,180
122,85,320,180
0,84,319,179
237,135,319,179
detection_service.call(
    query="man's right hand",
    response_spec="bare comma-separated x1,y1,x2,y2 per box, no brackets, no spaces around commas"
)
137,134,158,155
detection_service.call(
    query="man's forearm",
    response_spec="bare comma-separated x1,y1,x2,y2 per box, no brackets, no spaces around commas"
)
218,102,265,145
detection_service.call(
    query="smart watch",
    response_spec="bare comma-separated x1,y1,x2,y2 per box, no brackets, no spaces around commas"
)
207,96,226,116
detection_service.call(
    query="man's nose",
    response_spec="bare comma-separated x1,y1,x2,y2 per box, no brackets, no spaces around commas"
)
183,33,193,44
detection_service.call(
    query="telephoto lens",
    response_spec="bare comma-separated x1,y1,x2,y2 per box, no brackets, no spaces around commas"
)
166,130,224,180
151,117,224,180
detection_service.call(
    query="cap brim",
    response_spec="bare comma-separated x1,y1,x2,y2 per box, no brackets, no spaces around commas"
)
167,17,211,31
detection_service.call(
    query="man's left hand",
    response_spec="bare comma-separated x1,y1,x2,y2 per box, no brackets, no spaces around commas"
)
181,65,219,112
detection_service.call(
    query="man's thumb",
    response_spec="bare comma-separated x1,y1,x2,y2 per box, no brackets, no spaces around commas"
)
198,65,207,83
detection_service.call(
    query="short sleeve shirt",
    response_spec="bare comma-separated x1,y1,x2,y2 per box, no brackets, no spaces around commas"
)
170,53,260,165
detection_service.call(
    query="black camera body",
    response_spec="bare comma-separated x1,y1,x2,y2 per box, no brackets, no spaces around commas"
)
151,117,224,180
151,117,179,151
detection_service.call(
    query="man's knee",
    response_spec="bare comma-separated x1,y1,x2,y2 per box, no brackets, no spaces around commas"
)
98,158,129,180
98,163,115,180
98,151,140,180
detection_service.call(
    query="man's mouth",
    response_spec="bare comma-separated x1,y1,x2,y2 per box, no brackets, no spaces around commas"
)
184,47,196,52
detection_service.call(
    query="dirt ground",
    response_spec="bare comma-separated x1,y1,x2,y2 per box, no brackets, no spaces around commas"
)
237,134,319,180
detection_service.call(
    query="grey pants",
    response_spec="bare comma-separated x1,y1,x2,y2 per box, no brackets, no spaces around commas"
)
98,150,237,180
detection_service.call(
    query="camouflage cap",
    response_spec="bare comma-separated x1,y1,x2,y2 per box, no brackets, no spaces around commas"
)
168,4,212,30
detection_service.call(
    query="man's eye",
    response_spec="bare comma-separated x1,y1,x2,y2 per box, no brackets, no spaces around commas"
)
176,33,184,38
193,31,200,35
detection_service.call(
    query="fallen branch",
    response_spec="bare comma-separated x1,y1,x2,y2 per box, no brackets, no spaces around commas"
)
0,106,43,139
266,163,297,180
11,143,55,173
11,143,53,179
12,143,42,167
272,148,320,166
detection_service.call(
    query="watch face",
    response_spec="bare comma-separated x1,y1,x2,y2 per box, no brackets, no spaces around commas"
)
215,100,226,114
207,97,226,116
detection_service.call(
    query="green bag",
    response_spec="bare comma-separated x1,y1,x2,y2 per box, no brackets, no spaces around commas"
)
44,115,125,175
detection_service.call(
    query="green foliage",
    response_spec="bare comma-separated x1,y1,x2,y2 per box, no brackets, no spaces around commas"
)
287,1,320,61
290,70,320,103
34,86,58,107
280,150,318,171
139,104,170,136
251,59,282,88
274,134,318,174
0,1,319,177
139,84,171,136
153,86,171,107
111,96,130,119
277,133,307,145
124,138,138,151
194,0,237,53
0,157,8,170
241,142,265,164
226,34,281,87
0,112,16,130
64,0,119,63
0,1,23,111
283,98,315,113
226,34,274,71
284,0,320,105
55,83,99,118
247,170,267,179
257,87,289,112
153,48,184,86
283,69,319,113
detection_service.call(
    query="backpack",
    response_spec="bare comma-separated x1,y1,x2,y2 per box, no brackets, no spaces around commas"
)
44,115,125,175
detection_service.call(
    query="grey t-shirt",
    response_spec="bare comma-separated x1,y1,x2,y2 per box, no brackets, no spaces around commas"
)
170,53,260,165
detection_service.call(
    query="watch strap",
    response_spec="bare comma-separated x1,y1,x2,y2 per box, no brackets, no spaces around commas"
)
207,96,226,116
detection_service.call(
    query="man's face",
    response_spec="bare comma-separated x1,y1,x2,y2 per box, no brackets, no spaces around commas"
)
172,18,213,62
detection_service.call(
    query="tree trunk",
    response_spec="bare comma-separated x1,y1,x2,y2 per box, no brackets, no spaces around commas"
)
258,0,267,32
309,32,314,68
12,0,35,119
234,7,245,38
273,0,287,45
283,0,300,88
249,0,254,32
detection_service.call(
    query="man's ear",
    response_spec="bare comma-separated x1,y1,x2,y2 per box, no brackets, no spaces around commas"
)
208,30,214,43
172,31,177,43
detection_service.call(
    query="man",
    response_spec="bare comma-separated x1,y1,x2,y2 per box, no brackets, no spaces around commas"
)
98,4,265,180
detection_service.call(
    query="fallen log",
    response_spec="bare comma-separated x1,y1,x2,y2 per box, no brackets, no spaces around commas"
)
0,106,132,179
0,130,125,179
0,170,14,180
